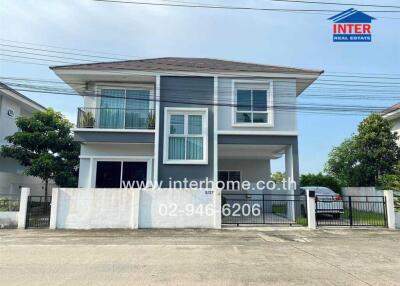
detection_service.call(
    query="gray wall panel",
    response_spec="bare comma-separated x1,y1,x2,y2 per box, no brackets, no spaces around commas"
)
158,76,214,183
74,131,155,143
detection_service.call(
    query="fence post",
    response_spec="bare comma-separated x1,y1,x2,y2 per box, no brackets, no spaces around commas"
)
348,196,353,227
307,190,316,229
18,187,30,229
213,188,221,229
384,190,396,229
49,188,59,230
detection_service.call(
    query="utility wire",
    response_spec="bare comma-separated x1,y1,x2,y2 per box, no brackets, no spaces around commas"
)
269,0,400,9
90,0,400,13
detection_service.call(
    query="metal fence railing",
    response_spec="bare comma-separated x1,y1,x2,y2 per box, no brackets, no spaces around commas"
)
395,195,400,213
316,195,387,227
25,196,52,228
0,195,20,212
221,194,308,226
77,107,155,130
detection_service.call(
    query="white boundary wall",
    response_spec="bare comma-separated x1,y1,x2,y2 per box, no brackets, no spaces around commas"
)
51,188,221,229
0,212,18,228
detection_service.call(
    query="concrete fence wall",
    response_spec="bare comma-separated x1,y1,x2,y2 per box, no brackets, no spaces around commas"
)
0,212,18,228
50,188,221,229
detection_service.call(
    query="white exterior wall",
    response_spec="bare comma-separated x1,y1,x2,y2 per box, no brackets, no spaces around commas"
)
0,95,21,146
78,143,155,188
55,188,138,229
389,117,400,145
0,212,18,228
52,188,220,229
139,188,220,228
217,78,297,132
0,171,53,197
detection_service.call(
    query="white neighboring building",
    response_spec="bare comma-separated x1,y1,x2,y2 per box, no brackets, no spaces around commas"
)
382,103,400,145
0,82,47,197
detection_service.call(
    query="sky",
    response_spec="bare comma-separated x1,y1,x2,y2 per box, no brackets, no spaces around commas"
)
1,0,399,174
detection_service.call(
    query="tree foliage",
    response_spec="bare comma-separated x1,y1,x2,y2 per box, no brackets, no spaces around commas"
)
0,109,80,195
300,173,342,194
325,114,399,186
271,171,285,184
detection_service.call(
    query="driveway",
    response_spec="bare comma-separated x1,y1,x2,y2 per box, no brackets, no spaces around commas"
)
0,228,399,285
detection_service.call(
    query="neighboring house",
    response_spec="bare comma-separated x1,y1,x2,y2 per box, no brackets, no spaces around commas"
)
382,103,400,145
51,58,322,193
0,82,47,196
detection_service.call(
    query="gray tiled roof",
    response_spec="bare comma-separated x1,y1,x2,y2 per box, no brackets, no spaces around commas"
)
51,57,323,75
0,82,45,110
382,103,400,115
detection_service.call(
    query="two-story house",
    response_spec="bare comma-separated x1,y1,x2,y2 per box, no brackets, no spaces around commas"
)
51,58,322,193
0,82,47,196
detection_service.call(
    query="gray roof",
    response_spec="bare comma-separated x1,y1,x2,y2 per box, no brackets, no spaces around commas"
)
51,57,323,75
0,82,46,111
382,103,400,115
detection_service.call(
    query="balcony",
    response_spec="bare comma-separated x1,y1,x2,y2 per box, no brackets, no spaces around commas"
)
77,107,155,130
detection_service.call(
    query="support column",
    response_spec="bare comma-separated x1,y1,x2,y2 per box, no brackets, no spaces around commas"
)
49,188,59,229
307,189,316,229
384,190,396,229
153,75,161,185
285,145,295,220
18,187,30,229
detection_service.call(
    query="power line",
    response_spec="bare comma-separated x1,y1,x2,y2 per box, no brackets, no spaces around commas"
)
1,82,395,109
1,38,400,80
269,0,400,9
0,38,135,59
90,0,400,13
0,86,384,116
0,43,126,61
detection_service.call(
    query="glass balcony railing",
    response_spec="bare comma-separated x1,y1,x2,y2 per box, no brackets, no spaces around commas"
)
77,107,155,130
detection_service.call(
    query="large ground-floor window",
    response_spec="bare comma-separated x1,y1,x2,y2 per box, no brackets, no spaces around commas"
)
95,161,147,188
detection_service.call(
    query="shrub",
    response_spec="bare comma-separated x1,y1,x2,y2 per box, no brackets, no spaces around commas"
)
378,174,400,191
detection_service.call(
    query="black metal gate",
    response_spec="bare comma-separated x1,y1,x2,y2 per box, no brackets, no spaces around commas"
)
316,195,387,227
26,196,52,228
221,194,308,226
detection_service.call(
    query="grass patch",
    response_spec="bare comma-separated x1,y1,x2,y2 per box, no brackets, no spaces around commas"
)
295,217,308,226
272,204,287,214
342,208,386,226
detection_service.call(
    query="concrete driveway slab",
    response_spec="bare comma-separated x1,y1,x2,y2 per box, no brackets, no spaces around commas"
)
0,228,399,285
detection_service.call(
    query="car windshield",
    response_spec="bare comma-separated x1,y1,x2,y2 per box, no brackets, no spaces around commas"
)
300,187,337,196
316,187,336,196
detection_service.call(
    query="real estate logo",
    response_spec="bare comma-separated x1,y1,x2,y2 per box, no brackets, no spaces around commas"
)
328,8,376,42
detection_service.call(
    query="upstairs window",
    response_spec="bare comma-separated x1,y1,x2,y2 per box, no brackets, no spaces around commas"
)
233,81,273,126
236,89,268,123
164,108,208,164
98,87,152,129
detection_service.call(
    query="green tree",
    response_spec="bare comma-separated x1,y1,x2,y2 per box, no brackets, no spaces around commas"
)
300,173,342,194
0,109,80,197
271,171,285,184
325,114,399,186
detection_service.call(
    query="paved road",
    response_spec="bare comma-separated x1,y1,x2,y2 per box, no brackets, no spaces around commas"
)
0,228,399,285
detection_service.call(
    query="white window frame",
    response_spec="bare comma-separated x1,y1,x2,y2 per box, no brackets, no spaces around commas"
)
163,107,208,165
231,80,274,127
